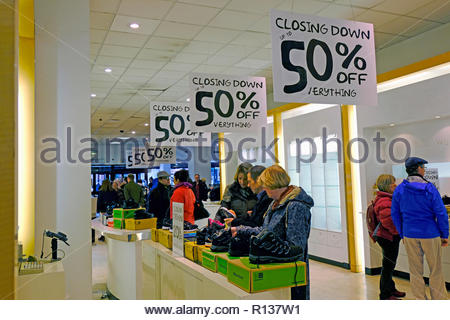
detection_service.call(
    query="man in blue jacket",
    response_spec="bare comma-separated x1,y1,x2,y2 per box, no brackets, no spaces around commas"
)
391,157,449,300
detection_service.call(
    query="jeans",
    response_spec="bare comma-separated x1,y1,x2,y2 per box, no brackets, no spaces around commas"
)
376,236,400,299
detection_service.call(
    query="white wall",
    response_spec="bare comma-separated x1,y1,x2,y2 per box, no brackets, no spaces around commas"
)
35,0,91,299
357,73,450,269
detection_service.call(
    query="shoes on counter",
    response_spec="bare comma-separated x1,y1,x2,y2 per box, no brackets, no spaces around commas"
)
228,233,250,257
184,221,198,231
162,218,172,230
211,229,232,252
249,230,303,264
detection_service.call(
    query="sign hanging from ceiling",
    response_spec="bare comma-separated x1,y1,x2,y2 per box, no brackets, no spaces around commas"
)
189,73,267,132
150,101,211,146
126,146,176,169
270,10,377,106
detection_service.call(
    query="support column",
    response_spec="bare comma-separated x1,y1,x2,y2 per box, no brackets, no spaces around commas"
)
35,0,91,298
341,105,364,273
0,0,16,300
218,133,227,200
273,111,285,168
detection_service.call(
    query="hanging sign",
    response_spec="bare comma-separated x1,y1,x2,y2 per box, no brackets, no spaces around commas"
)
150,101,210,146
271,10,377,106
172,202,184,257
424,168,439,190
126,146,176,168
189,73,267,132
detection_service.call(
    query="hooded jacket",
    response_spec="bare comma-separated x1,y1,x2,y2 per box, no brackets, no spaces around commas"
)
391,175,449,239
220,181,257,219
373,191,399,241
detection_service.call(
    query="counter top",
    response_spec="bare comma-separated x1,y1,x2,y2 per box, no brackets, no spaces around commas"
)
91,218,151,242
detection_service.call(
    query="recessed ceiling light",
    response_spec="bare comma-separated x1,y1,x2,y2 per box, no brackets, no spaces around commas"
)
104,68,112,73
144,123,149,126
129,23,140,29
435,116,441,119
91,93,97,97
186,98,190,102
389,123,395,127
131,131,136,134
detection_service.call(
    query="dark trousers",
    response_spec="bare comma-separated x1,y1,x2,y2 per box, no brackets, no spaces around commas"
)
376,236,400,299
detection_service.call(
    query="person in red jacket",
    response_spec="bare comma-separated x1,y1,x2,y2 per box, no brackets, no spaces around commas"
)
170,169,196,225
373,174,405,300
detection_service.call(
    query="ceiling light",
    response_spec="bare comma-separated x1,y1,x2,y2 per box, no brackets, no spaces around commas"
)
129,23,140,29
144,123,149,126
435,116,441,119
389,123,395,127
186,98,190,102
104,68,112,73
91,93,97,97
131,131,136,134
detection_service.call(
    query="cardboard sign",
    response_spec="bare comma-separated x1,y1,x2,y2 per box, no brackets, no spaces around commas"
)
190,73,267,132
150,101,210,146
172,202,184,257
424,168,439,190
126,146,176,168
271,10,377,106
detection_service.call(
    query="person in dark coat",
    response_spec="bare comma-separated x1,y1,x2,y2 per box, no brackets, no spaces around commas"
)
231,165,272,228
215,162,257,222
97,179,119,213
147,171,172,228
373,174,405,300
192,174,209,202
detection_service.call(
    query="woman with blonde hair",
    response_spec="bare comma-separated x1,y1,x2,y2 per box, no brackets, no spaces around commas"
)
232,165,314,300
97,179,118,213
373,174,404,300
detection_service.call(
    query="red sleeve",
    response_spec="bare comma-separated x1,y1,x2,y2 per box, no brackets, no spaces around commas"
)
170,189,184,219
184,189,196,225
377,200,399,235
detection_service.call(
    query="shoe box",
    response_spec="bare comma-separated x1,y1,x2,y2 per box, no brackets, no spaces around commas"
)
227,257,307,293
113,218,125,229
184,241,210,263
158,229,173,249
151,228,159,242
113,208,138,229
216,253,240,277
201,249,222,272
124,218,157,230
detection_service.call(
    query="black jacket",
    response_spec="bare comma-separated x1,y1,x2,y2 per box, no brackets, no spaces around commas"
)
231,191,272,227
97,190,119,213
192,180,209,201
147,183,172,226
219,181,257,219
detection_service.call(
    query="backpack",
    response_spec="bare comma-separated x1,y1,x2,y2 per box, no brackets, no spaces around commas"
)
366,201,381,242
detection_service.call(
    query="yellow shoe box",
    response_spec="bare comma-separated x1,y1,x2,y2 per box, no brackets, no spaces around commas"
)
151,228,159,242
184,242,211,263
124,218,157,230
158,229,173,249
201,249,225,272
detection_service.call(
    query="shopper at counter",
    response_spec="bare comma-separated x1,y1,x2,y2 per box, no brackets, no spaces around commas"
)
391,157,449,300
147,171,172,228
113,179,125,204
232,165,314,300
124,174,145,208
373,174,404,300
97,179,118,213
192,174,209,202
230,165,272,228
215,162,257,222
170,169,196,225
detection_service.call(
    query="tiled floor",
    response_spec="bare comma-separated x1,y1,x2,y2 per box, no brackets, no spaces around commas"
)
92,237,449,300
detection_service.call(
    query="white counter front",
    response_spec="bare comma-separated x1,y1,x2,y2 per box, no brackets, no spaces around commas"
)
142,240,290,300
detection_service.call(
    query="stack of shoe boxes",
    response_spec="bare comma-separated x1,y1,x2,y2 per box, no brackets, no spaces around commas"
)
112,208,136,229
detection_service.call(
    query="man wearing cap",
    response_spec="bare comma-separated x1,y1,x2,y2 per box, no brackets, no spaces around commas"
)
147,171,172,228
391,157,449,299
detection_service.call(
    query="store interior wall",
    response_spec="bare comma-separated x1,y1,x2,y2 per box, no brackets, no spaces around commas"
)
0,0,16,300
34,0,92,299
283,106,349,265
358,73,450,269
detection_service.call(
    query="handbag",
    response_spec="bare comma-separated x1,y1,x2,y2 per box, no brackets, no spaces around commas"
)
194,201,209,220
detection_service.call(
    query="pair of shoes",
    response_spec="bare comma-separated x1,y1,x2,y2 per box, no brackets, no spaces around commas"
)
228,233,251,257
184,221,198,231
249,230,302,264
162,218,172,230
211,229,232,252
196,228,208,245
391,289,406,298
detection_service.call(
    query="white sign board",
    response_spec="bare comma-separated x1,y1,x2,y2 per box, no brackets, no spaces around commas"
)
271,10,377,106
150,101,211,146
126,146,176,168
425,168,439,190
172,202,184,257
190,73,267,132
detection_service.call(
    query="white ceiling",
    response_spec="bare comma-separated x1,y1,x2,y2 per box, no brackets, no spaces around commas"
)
90,0,450,137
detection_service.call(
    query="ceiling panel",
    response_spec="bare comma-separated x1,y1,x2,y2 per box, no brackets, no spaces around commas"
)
248,48,272,60
173,52,209,63
216,44,256,58
247,16,271,33
222,67,258,76
104,31,149,47
193,64,228,74
118,75,151,85
117,0,173,20
91,65,126,75
90,12,115,30
376,16,422,35
165,2,220,25
230,31,271,47
123,68,158,77
204,54,242,66
91,80,116,88
90,0,121,13
136,48,177,61
145,37,188,51
334,0,385,9
208,10,262,30
317,4,365,20
99,44,140,58
129,59,168,69
276,0,330,14
91,29,108,43
161,62,198,72
235,58,270,69
194,27,240,43
178,0,229,8
373,0,433,15
374,32,407,49
154,21,203,39
226,0,284,15
91,73,121,82
182,41,224,54
95,55,132,67
91,43,101,56
407,0,450,23
401,20,442,38
110,15,160,35
355,9,399,29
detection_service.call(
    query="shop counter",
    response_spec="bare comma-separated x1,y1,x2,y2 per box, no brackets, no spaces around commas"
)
92,218,151,299
16,261,65,299
142,240,290,300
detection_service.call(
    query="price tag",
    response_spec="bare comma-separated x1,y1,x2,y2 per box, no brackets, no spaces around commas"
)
190,73,267,132
126,146,176,168
271,10,377,106
172,202,184,257
150,101,211,146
